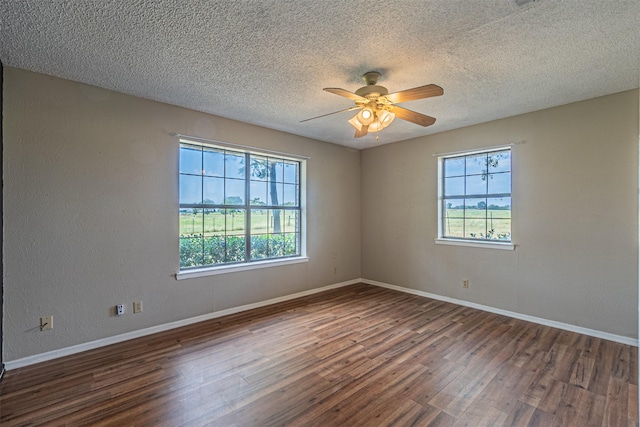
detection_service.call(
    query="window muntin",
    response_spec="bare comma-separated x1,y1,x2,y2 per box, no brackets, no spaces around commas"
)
179,141,302,270
440,148,511,242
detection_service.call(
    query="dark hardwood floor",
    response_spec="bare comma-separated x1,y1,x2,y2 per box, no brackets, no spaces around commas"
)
1,283,637,426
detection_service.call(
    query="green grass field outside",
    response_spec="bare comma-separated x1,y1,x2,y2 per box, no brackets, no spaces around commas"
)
444,208,511,240
179,209,299,237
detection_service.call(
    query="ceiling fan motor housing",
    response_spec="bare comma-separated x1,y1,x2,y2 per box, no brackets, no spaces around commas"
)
355,71,389,100
355,85,389,100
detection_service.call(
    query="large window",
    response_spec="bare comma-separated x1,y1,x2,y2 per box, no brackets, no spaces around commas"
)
438,147,511,244
179,140,303,270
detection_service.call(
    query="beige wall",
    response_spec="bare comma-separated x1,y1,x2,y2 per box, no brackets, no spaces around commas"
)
3,67,638,363
3,68,362,361
362,89,639,338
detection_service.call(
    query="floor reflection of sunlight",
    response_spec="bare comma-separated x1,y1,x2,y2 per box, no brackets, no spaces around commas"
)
168,349,262,424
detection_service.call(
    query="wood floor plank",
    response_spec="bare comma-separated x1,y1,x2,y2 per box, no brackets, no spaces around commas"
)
568,355,595,389
500,400,537,426
373,399,434,427
603,377,630,427
452,402,508,427
0,283,635,426
528,407,559,426
469,362,535,414
428,364,498,417
590,339,627,395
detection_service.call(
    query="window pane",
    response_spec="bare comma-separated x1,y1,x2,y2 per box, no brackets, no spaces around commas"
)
269,234,285,257
250,235,269,260
466,154,487,175
487,198,511,220
203,209,224,236
283,184,298,206
179,144,202,175
465,198,486,218
283,233,299,256
203,176,224,204
180,237,203,268
225,152,245,179
251,209,268,234
283,210,299,233
487,219,511,240
444,218,464,238
269,159,284,182
179,174,202,205
203,236,225,265
465,198,487,239
203,147,225,177
226,209,245,235
465,218,487,239
487,172,511,194
284,161,298,184
269,209,285,234
224,178,245,205
444,176,464,196
180,208,203,236
488,150,511,173
250,156,268,181
470,198,488,214
226,236,246,262
466,174,487,196
444,157,465,177
250,180,267,205
486,199,511,241
444,202,464,219
269,182,284,206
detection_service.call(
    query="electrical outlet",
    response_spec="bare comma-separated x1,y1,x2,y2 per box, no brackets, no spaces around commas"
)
333,267,337,274
133,301,143,313
40,316,53,331
463,279,469,288
116,304,125,316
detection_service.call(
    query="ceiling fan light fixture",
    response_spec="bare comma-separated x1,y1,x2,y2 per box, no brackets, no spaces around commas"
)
378,109,394,125
348,115,364,131
368,110,396,132
357,107,375,125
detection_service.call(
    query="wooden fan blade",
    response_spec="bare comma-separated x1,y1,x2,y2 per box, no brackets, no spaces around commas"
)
354,125,369,138
300,106,362,123
385,84,443,104
391,106,436,127
324,88,368,102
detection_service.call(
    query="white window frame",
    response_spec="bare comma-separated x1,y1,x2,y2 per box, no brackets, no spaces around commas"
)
176,136,308,279
435,145,515,250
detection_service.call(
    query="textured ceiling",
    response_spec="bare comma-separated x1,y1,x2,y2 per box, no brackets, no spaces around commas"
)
1,0,639,149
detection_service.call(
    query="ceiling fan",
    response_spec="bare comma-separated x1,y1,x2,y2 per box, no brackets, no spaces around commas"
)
301,71,443,138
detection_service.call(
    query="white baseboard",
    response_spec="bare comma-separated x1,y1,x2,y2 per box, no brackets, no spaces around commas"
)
4,279,361,370
362,278,638,347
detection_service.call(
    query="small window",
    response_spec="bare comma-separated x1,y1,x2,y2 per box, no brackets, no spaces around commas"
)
179,140,304,271
438,147,512,244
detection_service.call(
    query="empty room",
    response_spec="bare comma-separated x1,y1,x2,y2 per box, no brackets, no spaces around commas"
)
0,1,639,426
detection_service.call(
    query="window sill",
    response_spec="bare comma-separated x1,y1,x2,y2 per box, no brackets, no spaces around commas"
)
435,238,515,250
176,256,309,280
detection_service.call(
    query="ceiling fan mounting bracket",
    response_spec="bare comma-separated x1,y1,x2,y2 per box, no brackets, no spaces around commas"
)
362,71,381,85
